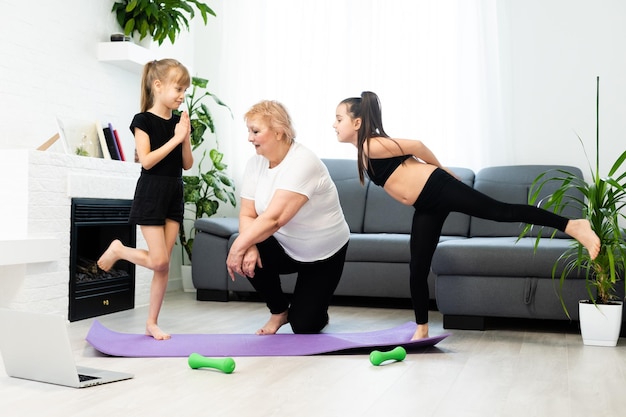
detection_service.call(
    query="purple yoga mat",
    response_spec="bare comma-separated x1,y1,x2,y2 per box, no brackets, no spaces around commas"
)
86,321,449,357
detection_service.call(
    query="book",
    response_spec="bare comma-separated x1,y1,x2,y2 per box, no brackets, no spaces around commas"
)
103,125,121,160
95,121,111,159
112,128,126,161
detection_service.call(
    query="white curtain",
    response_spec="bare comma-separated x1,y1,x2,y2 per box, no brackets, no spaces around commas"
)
206,0,509,188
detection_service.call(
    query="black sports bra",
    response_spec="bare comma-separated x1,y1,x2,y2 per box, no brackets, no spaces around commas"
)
366,155,412,186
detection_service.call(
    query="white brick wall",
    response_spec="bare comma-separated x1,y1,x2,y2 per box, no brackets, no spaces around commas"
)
0,150,154,317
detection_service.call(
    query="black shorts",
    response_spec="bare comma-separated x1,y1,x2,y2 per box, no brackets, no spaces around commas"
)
129,174,184,226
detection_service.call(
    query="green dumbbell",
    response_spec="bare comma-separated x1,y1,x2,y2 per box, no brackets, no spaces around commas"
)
369,346,407,366
188,353,236,374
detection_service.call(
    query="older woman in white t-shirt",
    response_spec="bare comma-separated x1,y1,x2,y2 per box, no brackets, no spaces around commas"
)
226,100,350,335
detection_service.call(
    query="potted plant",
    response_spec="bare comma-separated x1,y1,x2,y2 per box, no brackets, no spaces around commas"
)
520,77,626,346
111,0,216,45
179,76,236,265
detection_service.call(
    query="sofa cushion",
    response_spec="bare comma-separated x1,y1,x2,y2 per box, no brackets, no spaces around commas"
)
470,165,584,238
345,233,410,262
362,186,414,234
322,159,367,233
346,233,467,263
431,236,584,278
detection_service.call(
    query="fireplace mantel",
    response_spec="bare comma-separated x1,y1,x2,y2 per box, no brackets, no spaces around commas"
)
0,238,60,266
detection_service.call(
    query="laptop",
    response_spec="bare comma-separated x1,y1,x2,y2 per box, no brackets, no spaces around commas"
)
0,308,133,388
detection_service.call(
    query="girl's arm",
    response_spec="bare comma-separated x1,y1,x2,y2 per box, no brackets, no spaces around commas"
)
180,133,193,170
367,137,444,168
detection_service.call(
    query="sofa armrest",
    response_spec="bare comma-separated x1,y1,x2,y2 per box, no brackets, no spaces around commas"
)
195,217,239,237
192,217,239,301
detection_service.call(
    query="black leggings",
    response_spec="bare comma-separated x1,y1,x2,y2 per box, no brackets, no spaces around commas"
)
247,236,349,334
410,168,569,324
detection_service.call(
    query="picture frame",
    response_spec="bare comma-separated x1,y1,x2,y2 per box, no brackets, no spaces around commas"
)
37,117,70,154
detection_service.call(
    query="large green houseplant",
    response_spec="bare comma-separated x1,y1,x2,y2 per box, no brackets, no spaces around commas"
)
179,76,236,262
520,77,626,324
112,0,216,45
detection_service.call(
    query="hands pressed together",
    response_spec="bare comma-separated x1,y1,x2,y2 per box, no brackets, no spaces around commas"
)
175,111,191,144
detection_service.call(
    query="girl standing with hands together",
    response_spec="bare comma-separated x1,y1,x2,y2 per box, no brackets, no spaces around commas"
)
98,59,193,340
334,91,601,341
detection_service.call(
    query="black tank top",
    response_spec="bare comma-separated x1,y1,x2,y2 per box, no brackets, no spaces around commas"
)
366,155,412,186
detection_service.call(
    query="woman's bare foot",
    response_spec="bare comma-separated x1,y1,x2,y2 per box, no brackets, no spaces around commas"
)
146,322,171,340
97,239,124,271
411,323,429,341
256,311,289,335
565,219,601,260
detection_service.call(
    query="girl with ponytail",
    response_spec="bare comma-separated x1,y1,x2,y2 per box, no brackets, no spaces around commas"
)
334,91,600,340
98,59,193,340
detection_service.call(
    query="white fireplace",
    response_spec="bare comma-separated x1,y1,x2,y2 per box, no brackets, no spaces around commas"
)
0,149,166,317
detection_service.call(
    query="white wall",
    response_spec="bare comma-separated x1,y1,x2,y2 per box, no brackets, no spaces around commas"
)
0,0,137,153
501,0,626,176
191,0,626,198
0,0,196,156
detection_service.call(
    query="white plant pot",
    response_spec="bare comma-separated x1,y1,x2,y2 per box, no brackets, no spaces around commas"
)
181,264,196,293
579,300,623,346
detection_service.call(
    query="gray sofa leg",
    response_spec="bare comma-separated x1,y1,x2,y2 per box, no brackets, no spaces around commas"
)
443,314,485,331
196,289,229,302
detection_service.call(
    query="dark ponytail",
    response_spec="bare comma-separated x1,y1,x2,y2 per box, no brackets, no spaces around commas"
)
341,91,391,184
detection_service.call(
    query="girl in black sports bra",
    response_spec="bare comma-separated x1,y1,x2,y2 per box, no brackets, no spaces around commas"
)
333,91,601,341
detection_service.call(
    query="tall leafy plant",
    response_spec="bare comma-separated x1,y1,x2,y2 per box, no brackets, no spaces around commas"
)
519,77,626,317
179,77,236,262
112,0,216,45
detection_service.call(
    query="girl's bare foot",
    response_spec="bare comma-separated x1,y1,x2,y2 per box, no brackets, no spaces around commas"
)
146,322,171,340
566,219,601,260
411,323,429,341
256,311,289,335
97,239,124,271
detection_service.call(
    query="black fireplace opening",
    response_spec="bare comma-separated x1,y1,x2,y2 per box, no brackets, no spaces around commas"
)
69,198,136,322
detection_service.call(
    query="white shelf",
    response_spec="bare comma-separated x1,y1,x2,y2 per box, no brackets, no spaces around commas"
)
97,42,157,73
0,238,61,266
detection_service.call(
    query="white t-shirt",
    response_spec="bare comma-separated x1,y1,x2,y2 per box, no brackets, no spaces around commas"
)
240,142,350,262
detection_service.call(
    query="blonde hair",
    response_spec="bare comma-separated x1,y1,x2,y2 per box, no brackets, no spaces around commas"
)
140,59,191,112
244,100,296,143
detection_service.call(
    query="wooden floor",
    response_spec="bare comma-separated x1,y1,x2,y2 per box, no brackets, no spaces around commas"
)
2,290,626,417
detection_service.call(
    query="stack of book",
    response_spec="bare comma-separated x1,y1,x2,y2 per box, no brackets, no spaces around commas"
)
95,121,126,161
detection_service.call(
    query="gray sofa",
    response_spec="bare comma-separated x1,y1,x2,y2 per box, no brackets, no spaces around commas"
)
192,159,594,329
